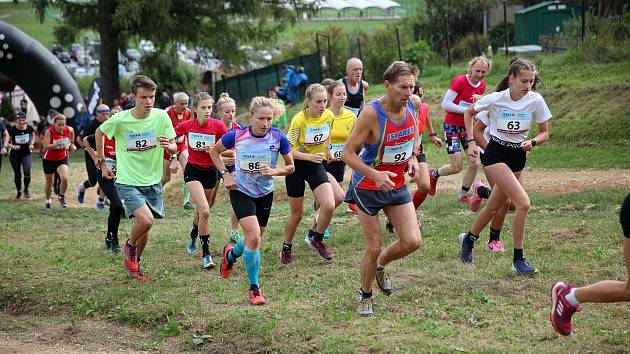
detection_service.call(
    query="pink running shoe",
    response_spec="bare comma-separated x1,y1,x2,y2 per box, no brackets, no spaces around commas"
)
457,194,469,204
550,282,580,336
428,169,438,196
486,240,505,252
469,180,484,212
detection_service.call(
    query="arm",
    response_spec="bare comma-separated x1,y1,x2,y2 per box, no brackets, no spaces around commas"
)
82,136,99,162
473,119,488,150
521,121,549,151
341,107,396,191
158,137,177,154
360,80,369,111
463,106,479,159
260,152,295,177
68,127,77,151
441,89,467,114
1,131,7,155
42,129,57,150
424,107,443,148
209,140,236,190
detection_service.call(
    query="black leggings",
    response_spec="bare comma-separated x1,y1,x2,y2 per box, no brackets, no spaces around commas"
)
82,154,98,189
9,153,32,192
621,192,630,238
98,176,124,238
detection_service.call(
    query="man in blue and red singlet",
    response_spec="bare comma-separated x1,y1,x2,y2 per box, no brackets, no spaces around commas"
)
342,61,423,317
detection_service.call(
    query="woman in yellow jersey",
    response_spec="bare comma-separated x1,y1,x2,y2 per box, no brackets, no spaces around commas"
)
280,84,338,265
324,81,359,214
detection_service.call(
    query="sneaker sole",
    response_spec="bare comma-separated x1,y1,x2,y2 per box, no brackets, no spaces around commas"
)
307,242,333,261
511,264,539,275
376,282,392,296
550,282,570,336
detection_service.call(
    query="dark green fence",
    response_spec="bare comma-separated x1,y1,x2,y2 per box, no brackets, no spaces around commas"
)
214,53,321,103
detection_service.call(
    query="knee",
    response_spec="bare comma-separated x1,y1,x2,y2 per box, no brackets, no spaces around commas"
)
452,160,463,172
416,181,430,194
403,235,422,251
469,157,480,168
246,235,261,249
290,209,303,222
137,215,154,229
365,245,382,260
318,199,335,215
198,208,210,220
514,197,531,213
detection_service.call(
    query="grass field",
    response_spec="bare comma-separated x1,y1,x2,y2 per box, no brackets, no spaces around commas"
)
0,2,58,50
0,150,628,353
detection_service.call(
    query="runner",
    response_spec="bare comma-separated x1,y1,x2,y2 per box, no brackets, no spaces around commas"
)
324,81,359,214
161,92,193,210
96,75,177,280
430,56,490,204
341,58,369,117
42,114,76,208
83,122,123,253
0,119,7,179
77,104,111,210
343,61,423,316
458,58,551,274
268,87,287,130
213,92,243,244
550,192,630,336
212,96,294,305
281,83,336,265
4,112,34,199
177,92,228,269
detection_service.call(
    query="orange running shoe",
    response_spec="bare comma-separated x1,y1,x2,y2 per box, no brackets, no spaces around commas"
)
220,244,235,278
124,240,138,272
248,285,266,305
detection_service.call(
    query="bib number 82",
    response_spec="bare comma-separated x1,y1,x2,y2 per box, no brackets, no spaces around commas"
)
135,140,148,148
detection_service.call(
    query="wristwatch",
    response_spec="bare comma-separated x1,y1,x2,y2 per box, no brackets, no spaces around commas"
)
219,169,229,176
530,139,537,147
169,154,177,161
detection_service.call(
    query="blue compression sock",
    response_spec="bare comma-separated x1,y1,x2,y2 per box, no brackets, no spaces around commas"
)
243,247,261,287
228,238,245,263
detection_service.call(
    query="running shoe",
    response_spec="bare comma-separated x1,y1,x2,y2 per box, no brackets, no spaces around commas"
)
45,199,51,209
202,254,215,270
183,202,194,210
15,191,22,200
77,184,85,203
129,264,146,281
357,294,374,317
23,191,30,199
280,248,293,265
59,195,68,208
346,203,359,214
459,233,475,263
187,235,198,255
124,240,138,272
511,258,538,275
384,219,396,234
220,244,235,278
550,282,580,336
248,285,266,305
103,237,112,250
323,228,331,240
486,240,505,252
428,169,438,196
375,267,393,296
469,180,484,212
307,238,333,260
229,230,243,244
111,239,121,254
96,200,105,211
457,194,469,204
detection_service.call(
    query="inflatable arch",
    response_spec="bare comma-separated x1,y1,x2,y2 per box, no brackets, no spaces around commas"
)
0,21,84,122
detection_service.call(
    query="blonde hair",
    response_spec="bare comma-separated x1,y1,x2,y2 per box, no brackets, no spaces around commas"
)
302,83,327,117
53,114,67,123
216,92,236,112
249,96,284,120
190,92,214,118
468,55,492,74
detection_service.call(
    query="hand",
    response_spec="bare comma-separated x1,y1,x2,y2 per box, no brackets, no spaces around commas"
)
259,164,275,176
223,173,237,190
100,163,115,180
372,170,397,192
407,156,419,178
467,142,479,159
327,150,334,162
70,144,77,151
169,159,179,174
0,147,6,155
157,136,171,149
204,144,212,154
430,135,443,148
29,144,34,153
222,157,236,166
310,152,324,163
520,140,534,151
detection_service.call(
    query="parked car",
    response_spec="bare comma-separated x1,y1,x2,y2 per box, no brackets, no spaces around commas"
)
51,43,63,56
58,52,71,63
126,48,141,61
127,60,140,74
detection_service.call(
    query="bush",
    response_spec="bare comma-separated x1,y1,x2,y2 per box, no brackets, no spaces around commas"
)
487,21,514,53
451,33,490,61
1,93,17,122
139,49,199,94
402,40,431,73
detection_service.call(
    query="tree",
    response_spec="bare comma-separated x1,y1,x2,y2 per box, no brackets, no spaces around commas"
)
33,0,311,105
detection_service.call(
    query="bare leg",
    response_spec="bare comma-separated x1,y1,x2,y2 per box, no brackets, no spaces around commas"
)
574,238,630,303
285,197,304,244
377,203,422,266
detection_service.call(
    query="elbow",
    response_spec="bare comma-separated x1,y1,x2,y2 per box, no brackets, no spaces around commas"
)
287,165,295,174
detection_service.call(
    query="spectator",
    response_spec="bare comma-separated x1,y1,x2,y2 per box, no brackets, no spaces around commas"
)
158,91,171,109
75,104,92,137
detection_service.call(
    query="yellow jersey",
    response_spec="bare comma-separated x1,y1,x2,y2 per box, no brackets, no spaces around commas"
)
287,110,334,158
327,107,356,162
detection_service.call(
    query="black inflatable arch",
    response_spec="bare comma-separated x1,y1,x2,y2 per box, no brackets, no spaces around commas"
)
0,21,84,121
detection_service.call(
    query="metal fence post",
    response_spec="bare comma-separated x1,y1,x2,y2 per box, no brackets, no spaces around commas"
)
395,27,402,60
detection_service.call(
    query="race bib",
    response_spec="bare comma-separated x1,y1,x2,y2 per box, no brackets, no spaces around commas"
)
497,111,532,134
329,143,344,161
382,140,414,164
304,125,329,145
125,130,157,152
104,157,117,173
188,132,215,151
239,152,270,173
458,100,471,108
55,137,69,147
15,133,29,144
